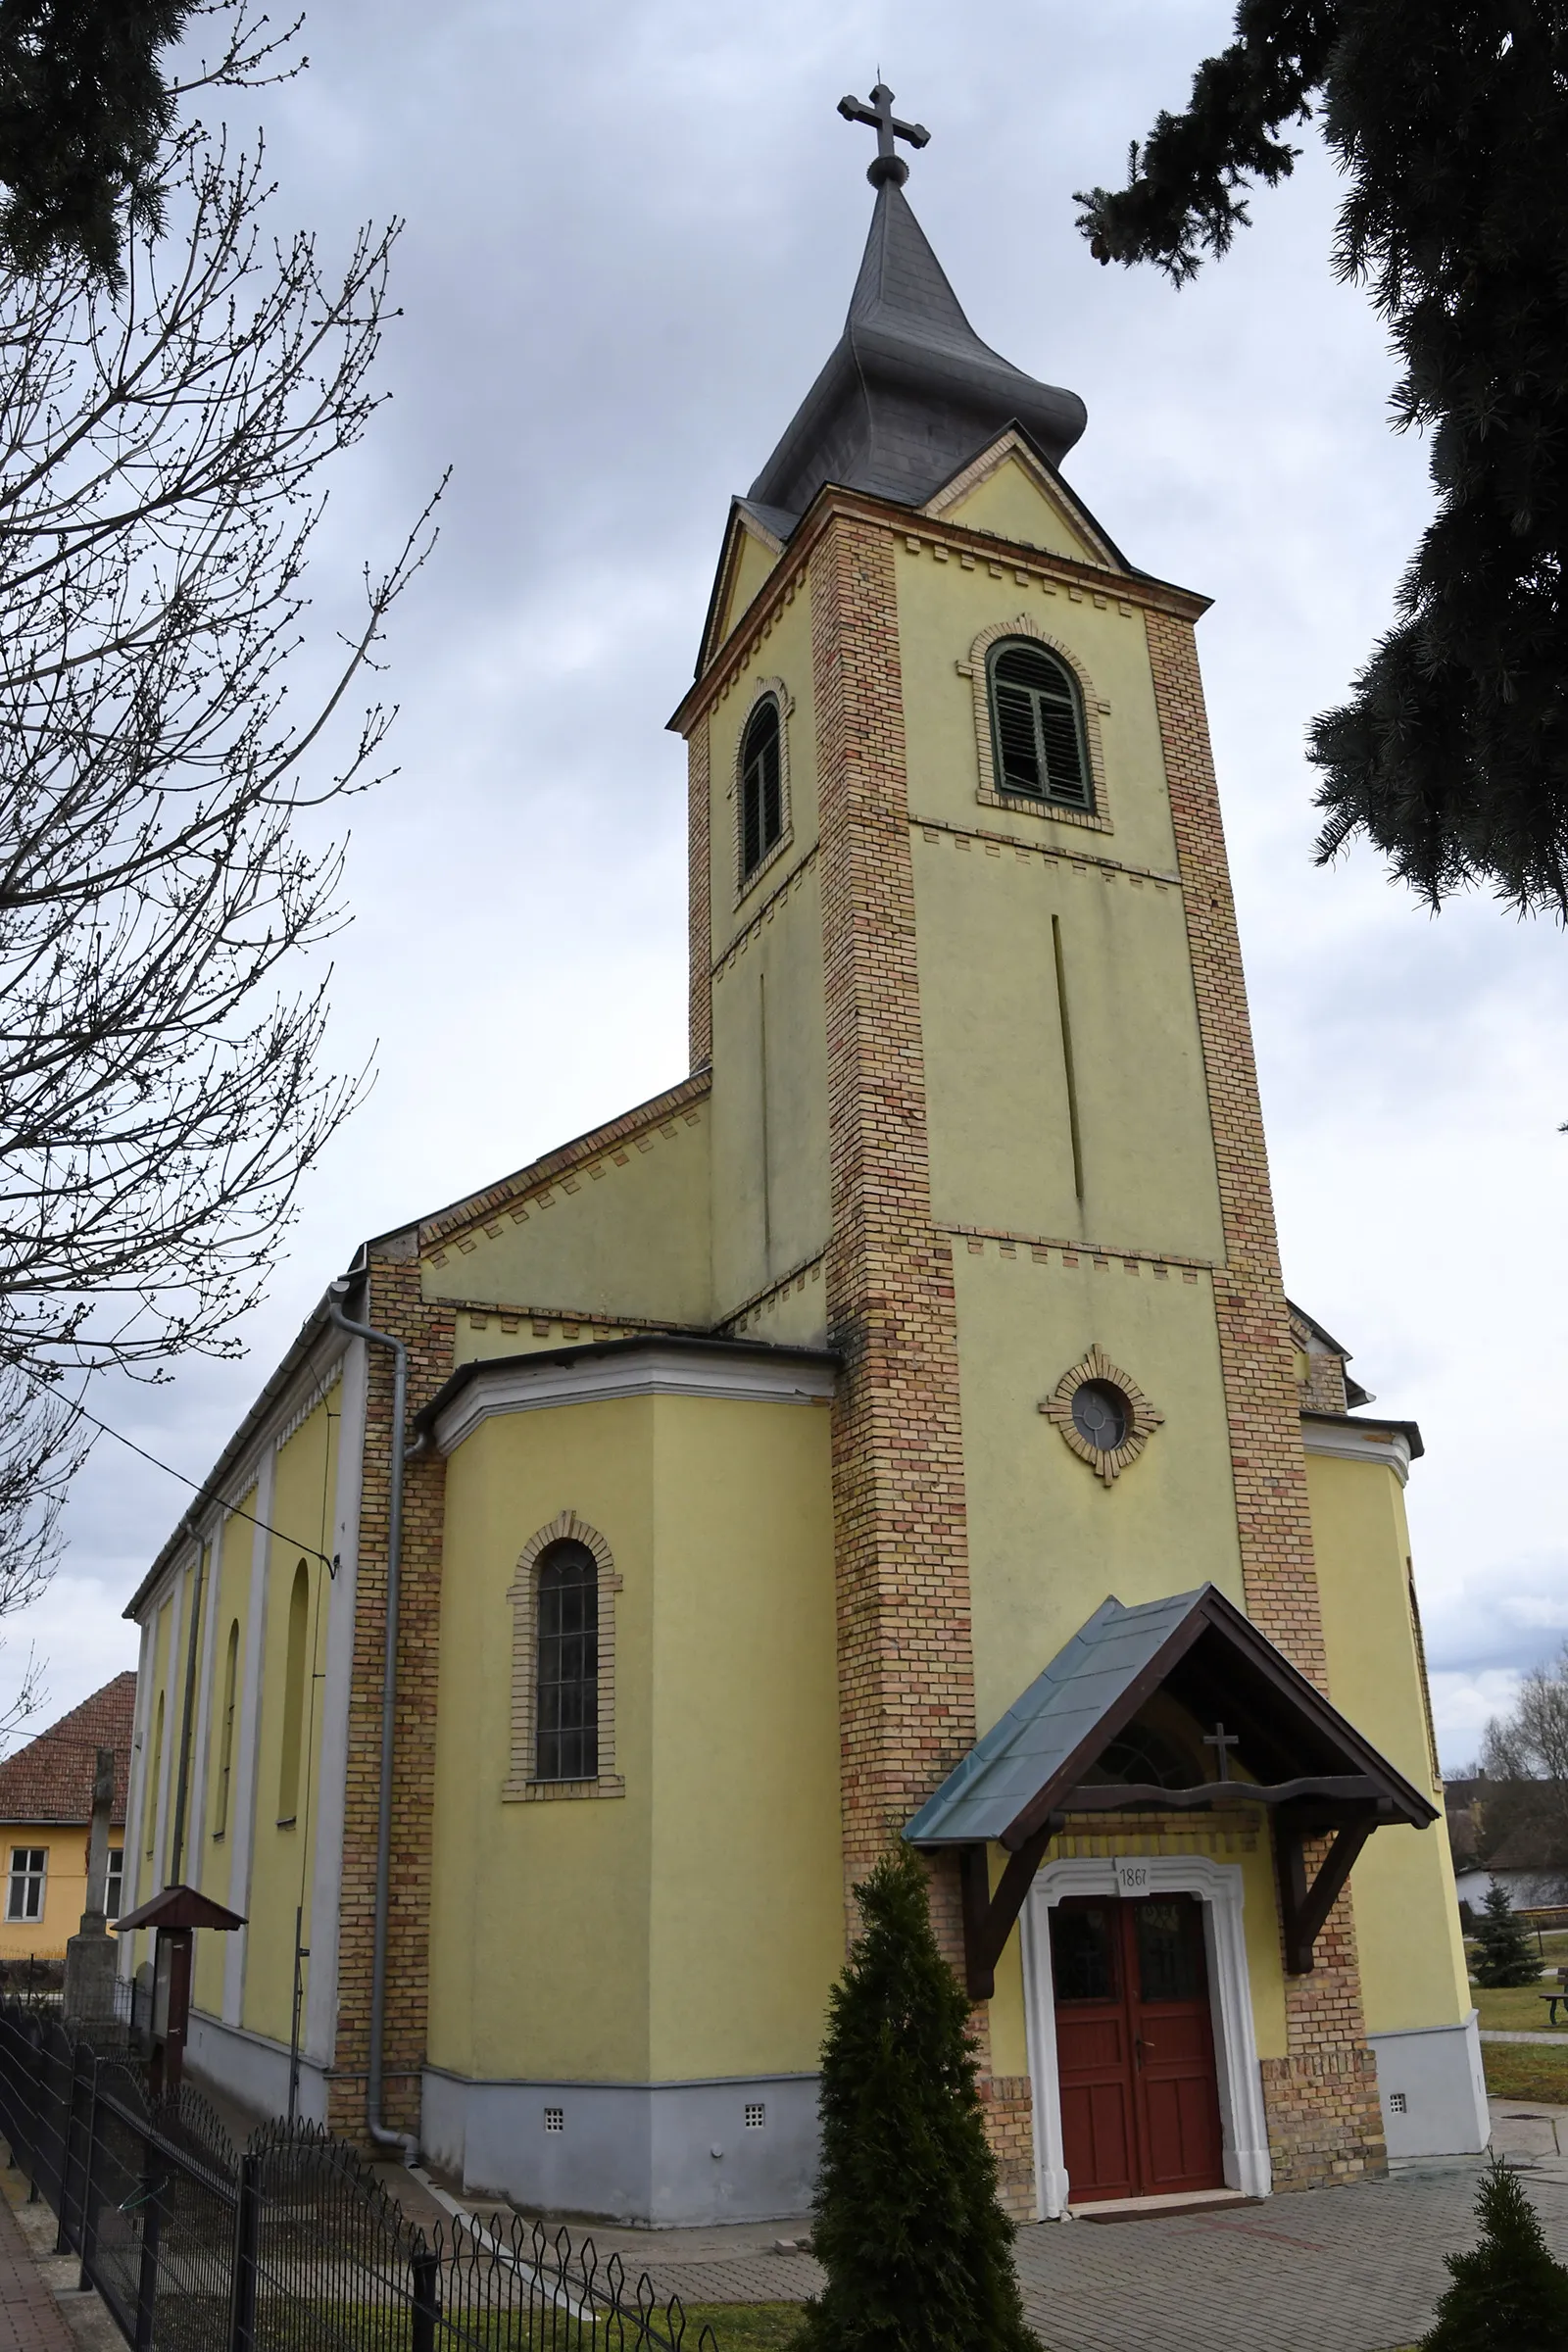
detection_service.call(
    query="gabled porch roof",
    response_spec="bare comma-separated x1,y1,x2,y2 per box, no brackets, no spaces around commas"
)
905,1585,1438,1997
906,1584,1436,1851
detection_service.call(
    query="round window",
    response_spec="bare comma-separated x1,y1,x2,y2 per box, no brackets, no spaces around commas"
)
1070,1379,1129,1453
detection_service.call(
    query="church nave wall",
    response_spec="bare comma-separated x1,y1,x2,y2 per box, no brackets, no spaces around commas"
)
189,1496,260,2019
1308,1447,1470,2044
419,1093,712,1331
233,1397,340,2051
425,1386,841,2092
429,1397,655,2085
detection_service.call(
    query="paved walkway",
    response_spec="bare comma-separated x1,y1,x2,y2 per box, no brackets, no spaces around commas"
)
0,2190,76,2352
550,2105,1568,2352
6,2103,1564,2352
0,2173,120,2352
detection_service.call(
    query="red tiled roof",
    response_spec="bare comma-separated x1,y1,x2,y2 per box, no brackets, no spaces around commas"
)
0,1674,136,1828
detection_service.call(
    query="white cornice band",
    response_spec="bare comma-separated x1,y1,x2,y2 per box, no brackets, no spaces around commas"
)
1301,1416,1412,1487
432,1345,837,1456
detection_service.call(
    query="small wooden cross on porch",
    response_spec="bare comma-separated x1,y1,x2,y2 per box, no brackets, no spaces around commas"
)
1203,1721,1241,1783
838,82,930,186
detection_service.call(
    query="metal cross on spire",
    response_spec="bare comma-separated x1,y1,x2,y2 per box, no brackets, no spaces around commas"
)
837,82,930,188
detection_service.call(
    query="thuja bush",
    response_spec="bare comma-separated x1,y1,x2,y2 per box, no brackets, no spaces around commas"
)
793,1843,1036,2352
1423,2154,1568,2351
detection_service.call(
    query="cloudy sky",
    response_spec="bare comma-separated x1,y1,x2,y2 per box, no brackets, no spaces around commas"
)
6,0,1564,1769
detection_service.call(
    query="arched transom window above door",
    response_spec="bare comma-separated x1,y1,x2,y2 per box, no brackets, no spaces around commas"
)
505,1511,624,1802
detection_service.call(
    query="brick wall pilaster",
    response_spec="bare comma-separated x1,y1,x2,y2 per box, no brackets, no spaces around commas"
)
810,514,978,1886
325,1247,454,2146
807,514,1037,2190
1146,608,1383,2187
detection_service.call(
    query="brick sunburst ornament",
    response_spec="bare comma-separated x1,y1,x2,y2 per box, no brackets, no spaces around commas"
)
1040,1345,1164,1486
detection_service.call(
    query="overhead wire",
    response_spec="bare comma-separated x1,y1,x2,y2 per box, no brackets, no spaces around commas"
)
18,1369,337,1574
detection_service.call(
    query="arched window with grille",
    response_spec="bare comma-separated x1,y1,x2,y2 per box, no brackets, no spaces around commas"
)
986,638,1093,810
213,1618,240,1838
277,1559,310,1825
535,1540,599,1782
144,1691,164,1859
739,695,784,881
506,1513,622,1802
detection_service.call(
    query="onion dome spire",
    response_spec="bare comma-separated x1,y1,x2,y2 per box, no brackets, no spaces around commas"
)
747,86,1087,528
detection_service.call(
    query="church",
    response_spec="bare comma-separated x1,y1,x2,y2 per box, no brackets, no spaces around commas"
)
116,91,1484,2227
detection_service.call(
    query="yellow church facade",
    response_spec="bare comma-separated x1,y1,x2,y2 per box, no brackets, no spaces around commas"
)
117,135,1483,2226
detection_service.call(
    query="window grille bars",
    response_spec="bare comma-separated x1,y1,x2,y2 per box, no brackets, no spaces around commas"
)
535,1542,600,1783
740,699,784,879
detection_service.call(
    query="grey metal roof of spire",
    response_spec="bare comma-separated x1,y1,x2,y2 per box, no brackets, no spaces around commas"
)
749,176,1087,526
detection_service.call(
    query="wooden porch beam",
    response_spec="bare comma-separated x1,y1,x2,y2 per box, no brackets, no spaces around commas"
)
1054,1775,1380,1815
1274,1808,1378,1975
957,1824,1056,2002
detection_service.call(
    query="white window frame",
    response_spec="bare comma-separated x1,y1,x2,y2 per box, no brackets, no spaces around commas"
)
6,1845,48,1924
105,1846,124,1921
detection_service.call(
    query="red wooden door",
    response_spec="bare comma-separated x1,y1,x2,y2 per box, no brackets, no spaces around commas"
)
1050,1900,1139,2199
1050,1894,1225,2203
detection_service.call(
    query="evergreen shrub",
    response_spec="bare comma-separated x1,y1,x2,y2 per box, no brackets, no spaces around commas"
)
1422,2154,1568,2351
1474,1883,1542,1988
792,1843,1036,2352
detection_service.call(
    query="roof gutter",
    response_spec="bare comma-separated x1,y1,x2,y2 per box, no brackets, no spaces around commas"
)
325,1278,418,2165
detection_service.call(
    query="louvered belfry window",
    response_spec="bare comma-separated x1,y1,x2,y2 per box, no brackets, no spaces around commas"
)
740,696,783,878
535,1540,599,1782
987,640,1092,808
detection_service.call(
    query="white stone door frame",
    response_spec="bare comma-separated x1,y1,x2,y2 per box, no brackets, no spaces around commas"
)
1020,1851,1273,2219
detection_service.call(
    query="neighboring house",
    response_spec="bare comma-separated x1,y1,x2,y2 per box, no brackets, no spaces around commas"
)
1446,1777,1567,1911
119,131,1476,2225
0,1674,134,1959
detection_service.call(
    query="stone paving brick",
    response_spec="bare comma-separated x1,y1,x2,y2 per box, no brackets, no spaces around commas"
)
609,2160,1568,2352
0,2190,79,2352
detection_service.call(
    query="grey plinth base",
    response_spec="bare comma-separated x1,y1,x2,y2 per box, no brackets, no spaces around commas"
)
1368,2011,1491,2158
420,2069,821,2226
62,1930,119,2030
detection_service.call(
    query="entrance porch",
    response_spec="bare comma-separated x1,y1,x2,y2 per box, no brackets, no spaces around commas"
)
906,1583,1449,2212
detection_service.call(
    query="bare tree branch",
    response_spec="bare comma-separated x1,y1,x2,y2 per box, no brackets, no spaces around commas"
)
0,6,443,1631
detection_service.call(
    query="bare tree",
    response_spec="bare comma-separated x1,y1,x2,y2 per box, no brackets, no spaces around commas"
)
1478,1647,1568,1893
0,2,441,1658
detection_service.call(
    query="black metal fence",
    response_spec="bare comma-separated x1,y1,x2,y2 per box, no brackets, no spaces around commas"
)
0,2003,721,2352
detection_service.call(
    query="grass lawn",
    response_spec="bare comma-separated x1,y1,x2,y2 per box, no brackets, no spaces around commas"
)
1470,1981,1568,2033
1482,2038,1568,2104
682,2306,804,2350
1463,1925,1568,1969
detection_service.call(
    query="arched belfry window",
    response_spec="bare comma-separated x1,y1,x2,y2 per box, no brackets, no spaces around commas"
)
535,1541,598,1782
505,1512,624,1801
987,639,1093,810
740,695,783,880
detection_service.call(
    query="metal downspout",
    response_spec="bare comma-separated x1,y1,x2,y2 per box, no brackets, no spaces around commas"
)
326,1278,419,2162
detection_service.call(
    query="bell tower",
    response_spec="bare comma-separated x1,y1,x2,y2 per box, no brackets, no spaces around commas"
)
668,94,1386,2200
